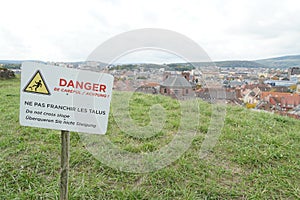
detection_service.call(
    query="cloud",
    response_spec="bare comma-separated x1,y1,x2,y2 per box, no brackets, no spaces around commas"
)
0,0,299,61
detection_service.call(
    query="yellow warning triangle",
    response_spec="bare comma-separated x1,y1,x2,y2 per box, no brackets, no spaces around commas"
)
23,70,51,95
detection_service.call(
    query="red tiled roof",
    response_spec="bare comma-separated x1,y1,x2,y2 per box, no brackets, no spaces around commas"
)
143,82,159,87
262,92,300,108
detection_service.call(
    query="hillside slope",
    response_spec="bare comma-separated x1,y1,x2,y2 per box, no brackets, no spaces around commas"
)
255,55,300,68
0,77,299,199
190,60,266,68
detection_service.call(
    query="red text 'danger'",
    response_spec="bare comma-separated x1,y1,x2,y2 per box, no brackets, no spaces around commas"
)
59,78,107,92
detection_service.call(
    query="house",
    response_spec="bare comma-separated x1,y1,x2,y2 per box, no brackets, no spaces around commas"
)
136,82,159,94
241,84,271,93
160,75,194,99
239,84,271,104
181,72,191,81
260,92,300,111
256,101,274,111
272,86,290,93
228,80,244,88
288,67,300,78
196,87,239,104
163,71,177,81
288,105,300,119
242,88,260,104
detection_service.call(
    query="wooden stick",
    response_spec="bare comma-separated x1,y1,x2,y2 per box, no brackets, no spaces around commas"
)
60,130,70,200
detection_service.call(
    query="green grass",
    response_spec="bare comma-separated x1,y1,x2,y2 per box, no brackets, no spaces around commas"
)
0,77,300,199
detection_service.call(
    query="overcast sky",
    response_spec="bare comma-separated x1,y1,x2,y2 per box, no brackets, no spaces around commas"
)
0,0,300,63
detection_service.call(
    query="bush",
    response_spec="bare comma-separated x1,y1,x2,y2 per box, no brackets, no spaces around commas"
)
0,68,15,79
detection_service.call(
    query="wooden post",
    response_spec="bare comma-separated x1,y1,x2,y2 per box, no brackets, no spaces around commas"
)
60,130,70,200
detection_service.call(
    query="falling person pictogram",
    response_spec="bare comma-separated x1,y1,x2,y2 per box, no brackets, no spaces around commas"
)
29,80,43,91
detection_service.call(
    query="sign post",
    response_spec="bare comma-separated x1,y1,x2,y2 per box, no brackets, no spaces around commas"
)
19,62,114,199
60,130,70,200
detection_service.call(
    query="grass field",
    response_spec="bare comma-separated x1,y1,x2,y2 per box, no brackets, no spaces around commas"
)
0,76,300,199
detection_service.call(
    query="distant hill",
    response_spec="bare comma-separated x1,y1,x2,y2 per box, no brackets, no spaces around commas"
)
1,54,299,69
186,55,300,69
189,60,267,68
0,60,46,64
0,60,46,69
255,55,300,68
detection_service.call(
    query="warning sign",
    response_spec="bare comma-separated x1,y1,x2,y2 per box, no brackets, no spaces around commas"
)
23,70,50,95
19,62,114,134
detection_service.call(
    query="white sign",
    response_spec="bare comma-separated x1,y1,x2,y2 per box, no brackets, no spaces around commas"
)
20,62,114,134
